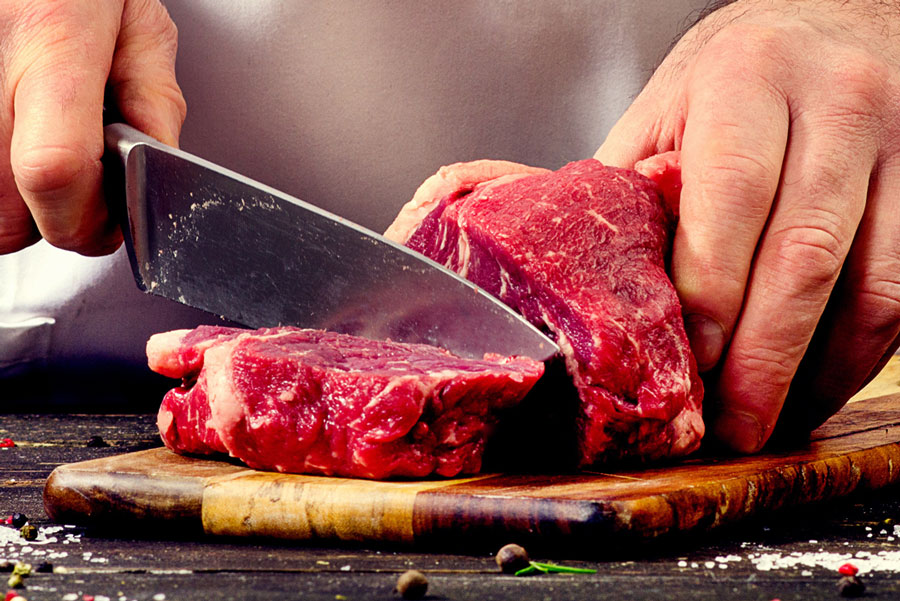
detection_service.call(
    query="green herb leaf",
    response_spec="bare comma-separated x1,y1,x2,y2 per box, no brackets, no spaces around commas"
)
514,561,597,576
530,562,597,574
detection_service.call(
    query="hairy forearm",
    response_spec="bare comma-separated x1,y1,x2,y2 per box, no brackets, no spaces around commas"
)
666,0,900,74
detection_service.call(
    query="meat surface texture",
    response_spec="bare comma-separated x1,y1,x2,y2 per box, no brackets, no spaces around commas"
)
385,158,704,465
149,325,544,479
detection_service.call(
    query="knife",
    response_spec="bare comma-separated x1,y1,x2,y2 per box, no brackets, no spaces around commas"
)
103,123,558,362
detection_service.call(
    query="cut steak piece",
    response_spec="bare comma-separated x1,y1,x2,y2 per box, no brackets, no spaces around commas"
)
385,157,704,465
148,325,543,479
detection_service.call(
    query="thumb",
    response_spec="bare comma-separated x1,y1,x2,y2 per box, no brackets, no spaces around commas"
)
108,0,186,147
594,86,682,169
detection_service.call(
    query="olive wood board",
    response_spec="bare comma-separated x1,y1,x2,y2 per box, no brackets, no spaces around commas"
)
43,381,900,549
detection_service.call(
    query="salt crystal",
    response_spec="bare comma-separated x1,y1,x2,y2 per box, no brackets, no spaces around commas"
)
718,564,728,569
152,594,166,601
801,570,812,576
704,561,715,569
340,565,351,572
62,594,78,601
677,561,687,567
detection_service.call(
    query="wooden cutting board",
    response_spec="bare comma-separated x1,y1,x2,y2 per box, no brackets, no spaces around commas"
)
43,360,900,548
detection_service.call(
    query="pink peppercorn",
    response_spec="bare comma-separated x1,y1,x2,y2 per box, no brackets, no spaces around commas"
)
839,563,859,576
83,596,94,601
5,591,20,601
0,439,14,448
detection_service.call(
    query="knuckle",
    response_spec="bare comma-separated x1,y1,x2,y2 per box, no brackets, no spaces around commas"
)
125,0,180,53
0,229,38,254
851,268,900,336
0,211,40,254
697,21,793,88
825,51,891,111
728,340,804,387
768,212,849,289
12,144,91,196
804,52,892,141
41,221,107,254
692,151,779,213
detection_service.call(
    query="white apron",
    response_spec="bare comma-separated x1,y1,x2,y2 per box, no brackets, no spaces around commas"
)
0,0,706,403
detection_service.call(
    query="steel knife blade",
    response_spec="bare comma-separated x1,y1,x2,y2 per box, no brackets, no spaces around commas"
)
103,123,558,361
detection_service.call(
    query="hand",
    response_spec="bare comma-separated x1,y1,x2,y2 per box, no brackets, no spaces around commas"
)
595,0,900,452
0,0,185,256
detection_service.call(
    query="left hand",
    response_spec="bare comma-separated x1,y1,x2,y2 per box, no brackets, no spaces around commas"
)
595,0,900,452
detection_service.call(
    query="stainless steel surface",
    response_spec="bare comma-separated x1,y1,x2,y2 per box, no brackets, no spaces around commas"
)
104,123,558,361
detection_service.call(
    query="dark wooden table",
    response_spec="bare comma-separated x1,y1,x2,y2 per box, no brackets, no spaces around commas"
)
3,411,900,601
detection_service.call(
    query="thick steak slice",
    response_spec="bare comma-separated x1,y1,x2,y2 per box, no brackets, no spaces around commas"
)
385,158,704,464
148,325,543,479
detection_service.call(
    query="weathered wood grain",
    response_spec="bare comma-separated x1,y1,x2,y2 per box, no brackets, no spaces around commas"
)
10,410,900,601
43,393,900,547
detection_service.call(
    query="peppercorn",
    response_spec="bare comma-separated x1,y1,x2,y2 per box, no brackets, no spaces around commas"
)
86,436,110,448
9,514,26,528
495,543,531,574
18,524,36,541
5,591,18,601
0,563,11,574
33,563,52,574
837,575,865,598
395,570,428,600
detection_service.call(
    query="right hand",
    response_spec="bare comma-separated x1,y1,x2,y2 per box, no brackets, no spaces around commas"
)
0,0,186,256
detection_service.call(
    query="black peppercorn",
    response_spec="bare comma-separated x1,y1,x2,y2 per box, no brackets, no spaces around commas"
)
10,513,27,528
86,435,110,448
395,570,428,600
35,561,53,573
838,575,866,597
496,543,531,574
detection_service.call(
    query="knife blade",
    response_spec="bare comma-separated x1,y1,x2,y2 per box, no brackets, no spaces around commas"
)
103,123,558,362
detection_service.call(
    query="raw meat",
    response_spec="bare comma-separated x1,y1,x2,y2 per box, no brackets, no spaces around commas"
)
385,157,704,465
148,325,543,479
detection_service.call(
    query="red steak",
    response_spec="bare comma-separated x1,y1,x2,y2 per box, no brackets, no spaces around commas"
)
148,325,543,479
385,157,703,464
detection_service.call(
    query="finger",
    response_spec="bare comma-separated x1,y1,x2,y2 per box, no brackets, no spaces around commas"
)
108,0,185,147
780,155,900,431
0,195,39,254
594,69,686,169
0,109,39,253
712,111,875,453
672,51,789,374
8,0,123,255
594,95,677,169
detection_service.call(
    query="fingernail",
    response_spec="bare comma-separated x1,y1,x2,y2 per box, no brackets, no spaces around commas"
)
684,313,725,371
713,410,763,454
